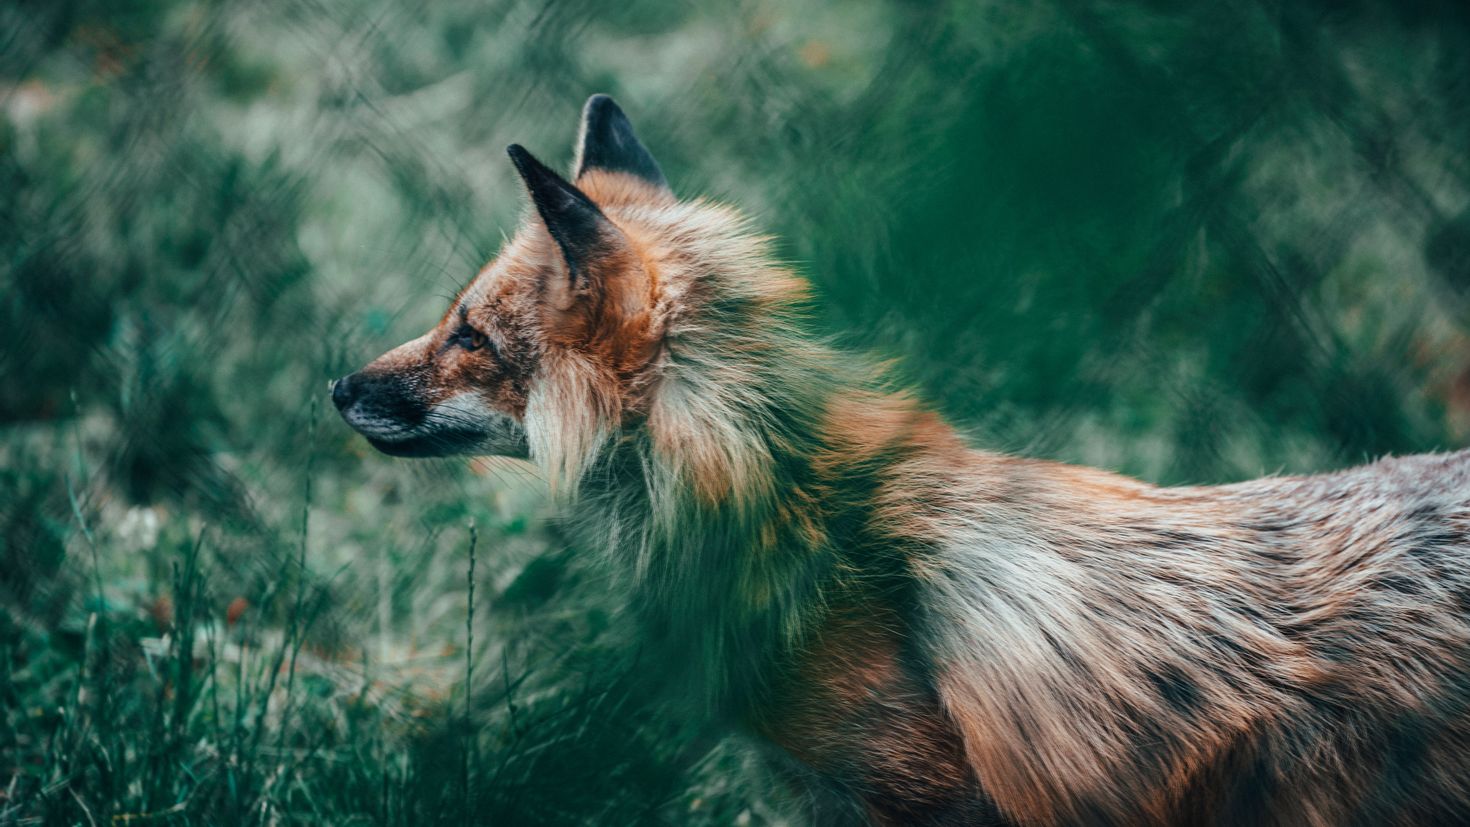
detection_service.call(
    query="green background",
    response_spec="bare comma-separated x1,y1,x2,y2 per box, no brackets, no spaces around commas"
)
3,0,1469,823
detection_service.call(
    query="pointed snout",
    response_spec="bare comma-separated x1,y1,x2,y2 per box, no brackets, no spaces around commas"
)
329,368,431,440
329,365,525,459
331,369,420,424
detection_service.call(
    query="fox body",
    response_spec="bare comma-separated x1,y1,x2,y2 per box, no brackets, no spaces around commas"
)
333,96,1470,826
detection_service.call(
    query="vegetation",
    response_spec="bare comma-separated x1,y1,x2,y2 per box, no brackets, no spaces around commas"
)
2,0,1468,823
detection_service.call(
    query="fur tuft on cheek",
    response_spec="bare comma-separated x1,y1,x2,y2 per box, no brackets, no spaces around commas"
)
524,350,620,495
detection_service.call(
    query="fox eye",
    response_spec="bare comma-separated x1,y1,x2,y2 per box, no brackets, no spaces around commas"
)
454,325,489,352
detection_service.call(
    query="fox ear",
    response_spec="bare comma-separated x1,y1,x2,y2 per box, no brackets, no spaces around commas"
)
573,94,668,191
507,143,629,288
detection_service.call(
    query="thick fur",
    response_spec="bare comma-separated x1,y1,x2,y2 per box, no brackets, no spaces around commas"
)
335,97,1470,826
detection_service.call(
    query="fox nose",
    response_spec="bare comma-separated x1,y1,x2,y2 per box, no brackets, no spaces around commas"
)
330,375,356,411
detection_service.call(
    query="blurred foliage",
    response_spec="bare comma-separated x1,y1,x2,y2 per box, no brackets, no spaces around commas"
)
2,0,1469,823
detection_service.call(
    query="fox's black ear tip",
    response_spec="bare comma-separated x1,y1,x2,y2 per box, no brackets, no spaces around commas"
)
506,144,545,178
583,94,618,115
575,94,668,190
581,95,631,132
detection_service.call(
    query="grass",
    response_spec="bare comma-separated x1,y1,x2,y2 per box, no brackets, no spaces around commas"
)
4,417,767,825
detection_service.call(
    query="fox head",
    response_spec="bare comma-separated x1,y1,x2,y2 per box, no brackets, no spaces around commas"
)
334,94,813,502
332,94,677,468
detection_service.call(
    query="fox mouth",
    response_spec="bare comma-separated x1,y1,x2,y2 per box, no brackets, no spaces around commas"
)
335,395,530,459
365,428,490,458
348,414,528,459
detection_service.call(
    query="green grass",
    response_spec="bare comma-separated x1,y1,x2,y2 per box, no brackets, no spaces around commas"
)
3,0,1470,823
4,405,762,824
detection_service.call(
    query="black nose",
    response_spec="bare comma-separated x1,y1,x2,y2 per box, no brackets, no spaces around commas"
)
331,375,356,410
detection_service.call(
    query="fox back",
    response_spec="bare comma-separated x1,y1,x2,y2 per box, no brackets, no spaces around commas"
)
333,96,1470,826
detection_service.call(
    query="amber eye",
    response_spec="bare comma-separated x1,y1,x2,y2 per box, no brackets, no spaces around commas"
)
455,325,488,352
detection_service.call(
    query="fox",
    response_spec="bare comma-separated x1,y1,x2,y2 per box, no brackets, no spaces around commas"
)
331,95,1470,826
